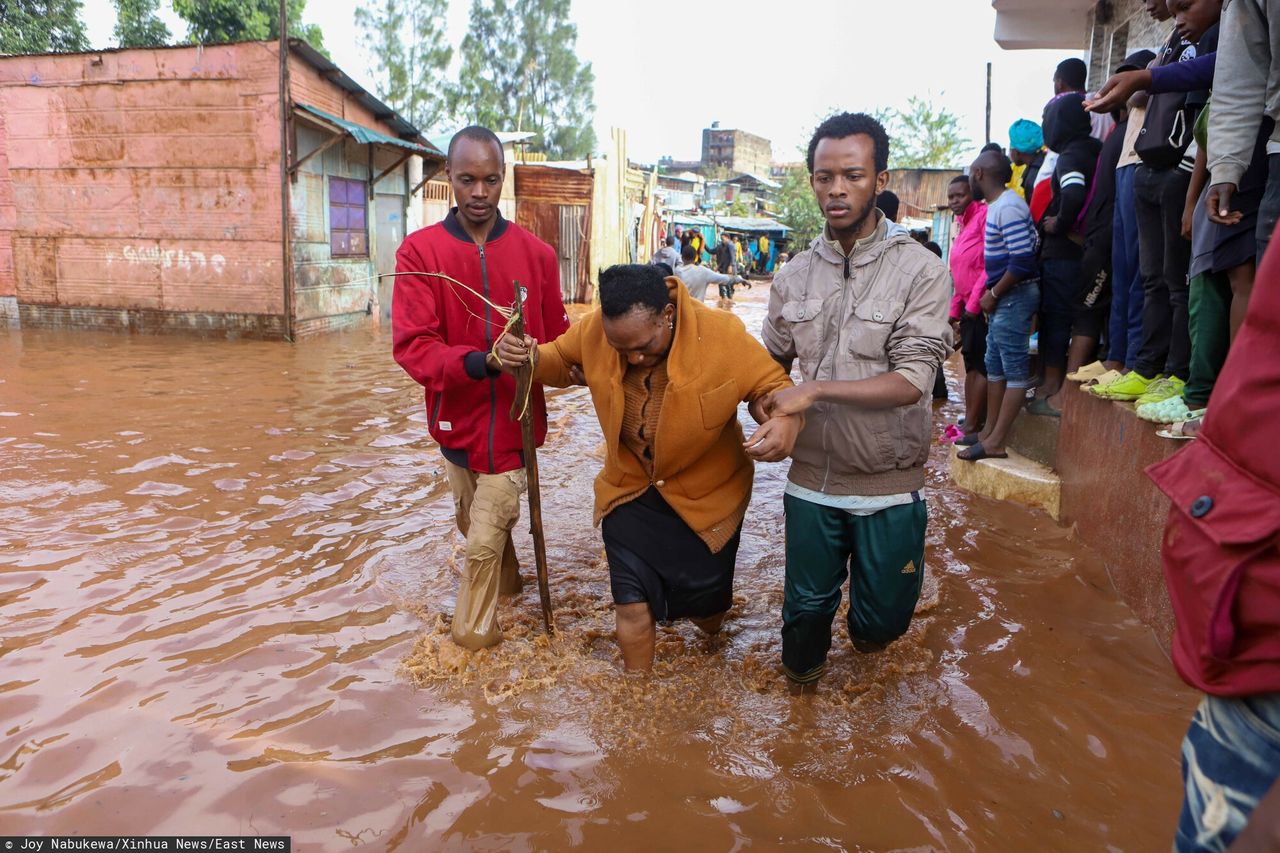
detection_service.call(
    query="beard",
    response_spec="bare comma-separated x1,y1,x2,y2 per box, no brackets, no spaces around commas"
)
849,192,880,231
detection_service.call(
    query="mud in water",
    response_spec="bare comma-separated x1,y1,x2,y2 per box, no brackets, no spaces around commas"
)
0,290,1196,850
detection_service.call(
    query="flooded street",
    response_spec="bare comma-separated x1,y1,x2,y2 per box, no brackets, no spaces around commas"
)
1,288,1196,850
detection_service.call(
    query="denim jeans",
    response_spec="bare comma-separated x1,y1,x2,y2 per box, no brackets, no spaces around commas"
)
1176,692,1280,852
1039,257,1080,372
983,281,1041,389
1110,164,1145,365
1134,164,1192,379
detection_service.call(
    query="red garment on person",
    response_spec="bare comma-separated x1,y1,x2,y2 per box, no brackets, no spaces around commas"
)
393,209,570,475
1147,227,1280,697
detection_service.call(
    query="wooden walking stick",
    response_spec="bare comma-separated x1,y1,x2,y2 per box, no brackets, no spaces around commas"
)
507,283,554,634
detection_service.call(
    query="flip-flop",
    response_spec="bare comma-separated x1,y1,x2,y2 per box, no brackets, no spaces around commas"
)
955,431,982,447
957,443,1009,462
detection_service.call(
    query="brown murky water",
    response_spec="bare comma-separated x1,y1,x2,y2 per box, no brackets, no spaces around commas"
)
1,290,1196,850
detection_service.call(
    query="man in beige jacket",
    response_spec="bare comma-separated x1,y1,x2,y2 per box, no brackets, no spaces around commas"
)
763,112,952,692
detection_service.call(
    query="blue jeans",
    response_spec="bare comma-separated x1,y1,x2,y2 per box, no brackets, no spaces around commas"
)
983,281,1040,389
1176,692,1280,852
1110,164,1144,366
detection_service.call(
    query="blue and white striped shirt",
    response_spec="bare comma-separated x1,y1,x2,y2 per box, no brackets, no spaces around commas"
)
984,189,1040,288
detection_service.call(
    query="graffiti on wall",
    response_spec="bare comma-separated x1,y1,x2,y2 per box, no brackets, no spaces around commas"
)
110,246,227,275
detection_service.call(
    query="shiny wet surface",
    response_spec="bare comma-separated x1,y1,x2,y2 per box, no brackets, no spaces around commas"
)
0,291,1195,849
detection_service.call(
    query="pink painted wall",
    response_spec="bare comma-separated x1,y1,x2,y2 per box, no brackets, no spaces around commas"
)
0,42,286,319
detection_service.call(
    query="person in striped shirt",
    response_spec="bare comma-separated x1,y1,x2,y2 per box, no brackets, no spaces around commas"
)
958,150,1042,462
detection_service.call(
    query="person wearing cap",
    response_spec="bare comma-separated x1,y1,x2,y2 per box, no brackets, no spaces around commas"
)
1008,119,1045,201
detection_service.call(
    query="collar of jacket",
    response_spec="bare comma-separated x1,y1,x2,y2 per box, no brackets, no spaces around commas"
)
957,199,987,230
443,206,509,244
810,210,913,268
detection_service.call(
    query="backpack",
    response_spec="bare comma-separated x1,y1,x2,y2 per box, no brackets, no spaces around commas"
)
1136,32,1197,170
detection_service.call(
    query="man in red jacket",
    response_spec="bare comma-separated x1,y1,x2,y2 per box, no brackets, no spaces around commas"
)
392,126,570,650
1148,221,1280,851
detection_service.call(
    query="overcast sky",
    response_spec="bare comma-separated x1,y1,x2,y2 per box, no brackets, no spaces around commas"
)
79,0,1091,166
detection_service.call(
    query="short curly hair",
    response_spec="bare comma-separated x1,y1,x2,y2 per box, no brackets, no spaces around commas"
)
807,112,890,174
598,264,671,319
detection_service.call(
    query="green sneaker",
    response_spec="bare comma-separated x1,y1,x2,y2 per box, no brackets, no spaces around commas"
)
1099,372,1162,401
1087,369,1131,397
1135,376,1186,407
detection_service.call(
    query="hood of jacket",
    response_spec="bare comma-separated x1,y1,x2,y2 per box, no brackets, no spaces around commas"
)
1042,92,1092,153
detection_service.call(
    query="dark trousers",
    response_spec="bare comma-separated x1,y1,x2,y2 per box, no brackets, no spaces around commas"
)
780,493,927,684
1134,164,1192,379
1260,153,1280,261
1183,272,1232,408
1109,164,1145,365
718,280,735,299
1039,257,1080,372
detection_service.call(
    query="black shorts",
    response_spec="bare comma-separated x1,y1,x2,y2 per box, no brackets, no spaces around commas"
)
601,487,739,621
959,312,987,376
1073,238,1111,340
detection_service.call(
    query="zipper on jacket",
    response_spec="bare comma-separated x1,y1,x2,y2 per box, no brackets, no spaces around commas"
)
480,243,497,473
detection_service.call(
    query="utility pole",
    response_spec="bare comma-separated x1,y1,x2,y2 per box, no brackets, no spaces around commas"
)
278,0,295,341
985,62,993,146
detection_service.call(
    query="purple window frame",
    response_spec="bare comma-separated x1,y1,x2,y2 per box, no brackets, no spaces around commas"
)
329,176,369,258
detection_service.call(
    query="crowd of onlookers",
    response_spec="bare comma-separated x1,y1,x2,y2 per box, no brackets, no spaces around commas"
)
946,0,1278,464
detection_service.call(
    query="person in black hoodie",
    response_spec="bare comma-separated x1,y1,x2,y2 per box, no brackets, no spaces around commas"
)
1028,92,1102,415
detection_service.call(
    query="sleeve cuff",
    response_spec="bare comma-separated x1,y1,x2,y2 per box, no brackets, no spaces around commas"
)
463,350,499,380
1208,162,1247,188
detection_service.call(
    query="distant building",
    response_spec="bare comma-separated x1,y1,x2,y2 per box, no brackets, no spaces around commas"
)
701,122,772,178
0,39,444,338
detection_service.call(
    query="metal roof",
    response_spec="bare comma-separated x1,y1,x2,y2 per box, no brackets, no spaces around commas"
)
288,38,442,151
714,216,791,233
295,103,440,156
727,172,781,190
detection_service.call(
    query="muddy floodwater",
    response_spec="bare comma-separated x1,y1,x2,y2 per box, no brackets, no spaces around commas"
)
1,289,1196,850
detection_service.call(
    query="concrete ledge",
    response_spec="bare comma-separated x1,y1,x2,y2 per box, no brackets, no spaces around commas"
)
948,445,1062,521
1057,382,1178,643
1007,409,1060,468
0,296,17,326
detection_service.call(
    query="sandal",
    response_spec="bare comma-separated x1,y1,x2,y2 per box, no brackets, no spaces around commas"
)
1157,417,1203,441
957,443,1009,462
1066,361,1107,382
955,431,982,447
1026,398,1061,418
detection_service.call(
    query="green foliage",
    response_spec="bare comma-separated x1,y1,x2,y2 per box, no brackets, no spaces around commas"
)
355,0,451,131
728,198,750,217
450,0,595,159
173,0,326,55
0,0,89,53
776,165,823,249
113,0,171,47
873,96,971,170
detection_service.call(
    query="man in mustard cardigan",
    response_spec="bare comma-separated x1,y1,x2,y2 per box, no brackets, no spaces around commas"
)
763,113,952,692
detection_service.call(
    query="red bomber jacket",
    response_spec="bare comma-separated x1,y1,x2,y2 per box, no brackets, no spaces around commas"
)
393,208,570,475
1147,226,1280,697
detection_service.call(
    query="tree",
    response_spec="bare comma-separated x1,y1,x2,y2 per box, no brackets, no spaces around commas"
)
113,0,171,47
0,0,89,54
776,164,824,249
450,0,595,159
355,0,452,132
173,0,327,55
874,96,971,170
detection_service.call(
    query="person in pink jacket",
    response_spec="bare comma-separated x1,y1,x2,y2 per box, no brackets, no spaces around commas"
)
947,174,990,435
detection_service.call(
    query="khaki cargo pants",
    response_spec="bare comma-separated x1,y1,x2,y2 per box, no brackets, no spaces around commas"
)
443,460,526,650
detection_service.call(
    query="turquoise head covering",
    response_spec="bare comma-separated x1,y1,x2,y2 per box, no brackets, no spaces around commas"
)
1009,119,1044,154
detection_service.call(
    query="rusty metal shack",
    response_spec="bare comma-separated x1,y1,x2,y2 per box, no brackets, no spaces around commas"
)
513,164,593,304
0,39,444,339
